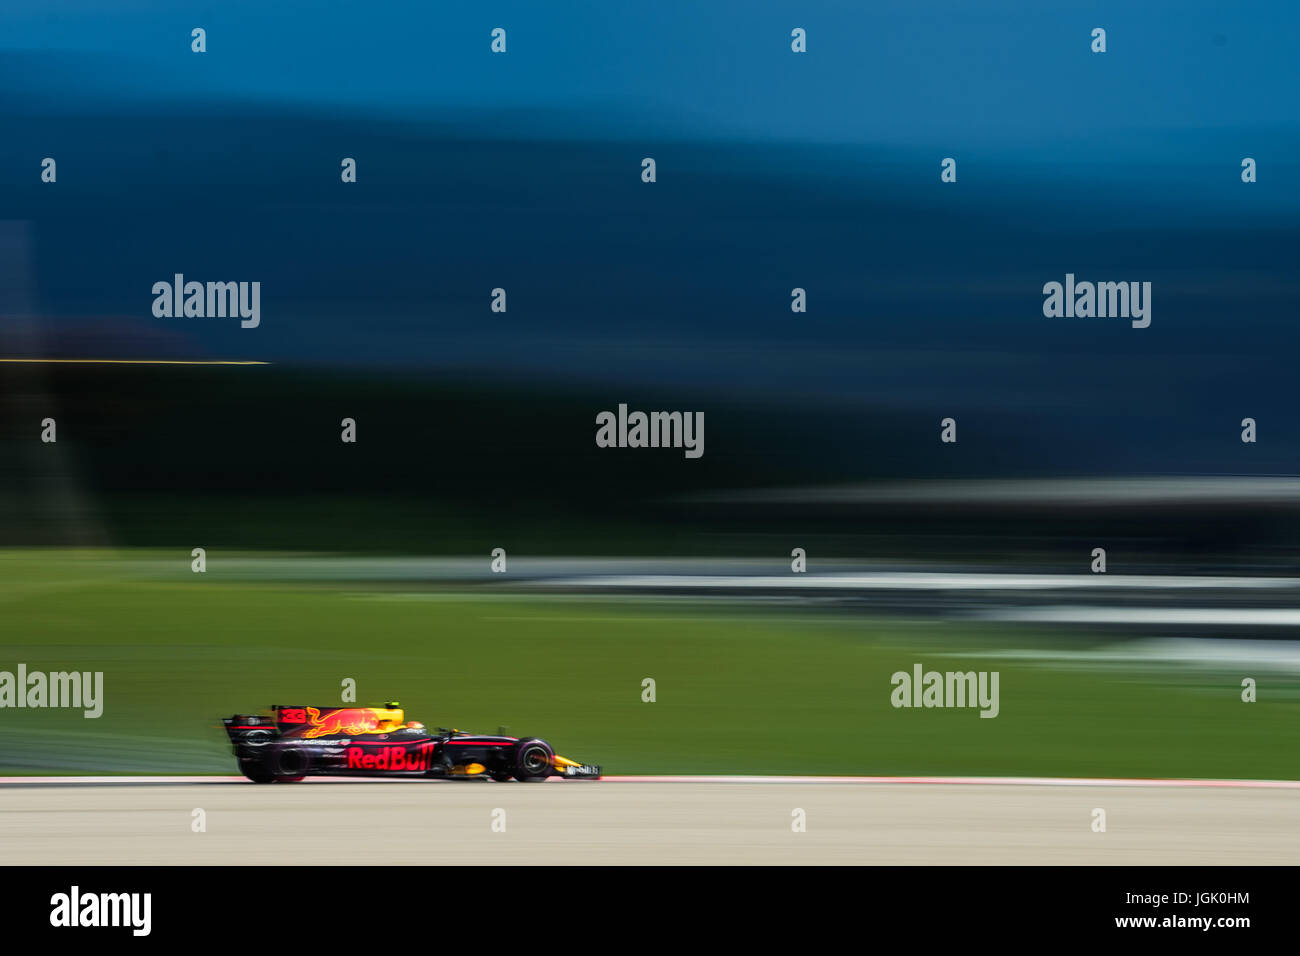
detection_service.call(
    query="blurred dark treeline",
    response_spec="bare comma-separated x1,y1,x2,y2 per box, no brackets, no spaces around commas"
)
3,364,1300,568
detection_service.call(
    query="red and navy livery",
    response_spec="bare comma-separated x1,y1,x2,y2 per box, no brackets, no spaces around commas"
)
221,703,601,783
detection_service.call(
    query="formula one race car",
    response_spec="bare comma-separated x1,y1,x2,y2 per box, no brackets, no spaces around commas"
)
222,703,601,783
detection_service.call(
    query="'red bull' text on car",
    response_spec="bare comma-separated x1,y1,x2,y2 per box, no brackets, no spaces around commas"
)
222,703,601,783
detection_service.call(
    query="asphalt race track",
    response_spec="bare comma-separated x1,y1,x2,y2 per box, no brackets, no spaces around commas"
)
2,777,1296,865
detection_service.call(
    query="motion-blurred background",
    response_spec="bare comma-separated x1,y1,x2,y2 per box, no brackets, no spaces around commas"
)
1,1,1297,777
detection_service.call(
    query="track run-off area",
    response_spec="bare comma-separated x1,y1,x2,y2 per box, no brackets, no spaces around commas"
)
1,776,1296,865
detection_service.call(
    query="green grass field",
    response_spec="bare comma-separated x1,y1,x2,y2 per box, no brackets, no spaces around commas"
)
1,550,1296,778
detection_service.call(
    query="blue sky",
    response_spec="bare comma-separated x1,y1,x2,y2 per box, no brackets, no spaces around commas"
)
3,1,1296,150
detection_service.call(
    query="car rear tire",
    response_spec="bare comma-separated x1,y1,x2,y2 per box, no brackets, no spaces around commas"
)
272,744,312,781
240,764,276,784
513,738,554,782
239,746,307,782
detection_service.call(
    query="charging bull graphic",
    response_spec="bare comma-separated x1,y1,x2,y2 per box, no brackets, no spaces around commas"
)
299,706,390,738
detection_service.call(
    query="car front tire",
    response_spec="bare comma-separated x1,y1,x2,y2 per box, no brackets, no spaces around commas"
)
513,738,554,782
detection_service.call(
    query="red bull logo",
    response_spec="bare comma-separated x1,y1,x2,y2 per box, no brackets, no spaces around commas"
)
300,707,383,739
346,742,434,771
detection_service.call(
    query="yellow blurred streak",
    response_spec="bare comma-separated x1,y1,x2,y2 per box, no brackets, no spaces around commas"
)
0,358,268,365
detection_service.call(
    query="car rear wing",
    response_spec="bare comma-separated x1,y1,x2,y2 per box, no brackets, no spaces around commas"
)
222,714,280,747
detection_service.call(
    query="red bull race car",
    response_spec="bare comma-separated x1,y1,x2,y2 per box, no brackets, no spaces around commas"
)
222,703,601,783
